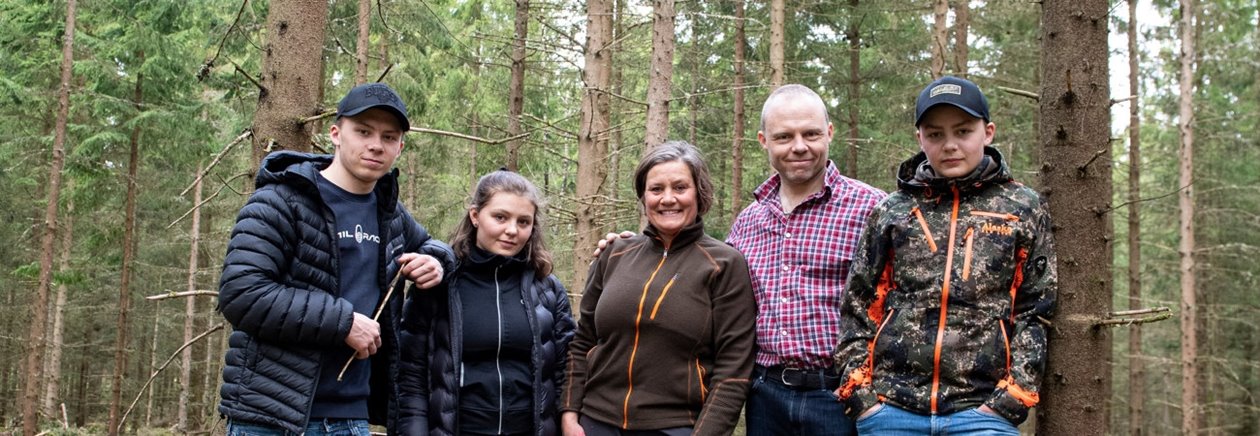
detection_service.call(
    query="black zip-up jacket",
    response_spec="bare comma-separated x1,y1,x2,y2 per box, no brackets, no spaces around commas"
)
217,151,455,434
397,252,576,435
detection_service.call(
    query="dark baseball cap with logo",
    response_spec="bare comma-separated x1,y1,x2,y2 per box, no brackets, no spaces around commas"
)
336,82,411,132
914,76,990,127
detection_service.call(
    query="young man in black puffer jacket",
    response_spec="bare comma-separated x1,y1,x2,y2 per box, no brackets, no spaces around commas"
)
217,83,455,435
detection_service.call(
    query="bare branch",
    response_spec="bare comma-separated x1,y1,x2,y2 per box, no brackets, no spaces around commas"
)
1100,183,1191,215
199,0,251,82
1110,95,1137,106
118,323,226,430
374,63,395,83
997,86,1039,100
1096,307,1173,327
410,127,529,145
299,110,337,125
180,130,251,196
145,290,220,301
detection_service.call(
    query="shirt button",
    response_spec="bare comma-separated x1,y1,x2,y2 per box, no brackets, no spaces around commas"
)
780,297,789,304
781,330,788,336
785,232,792,238
782,265,790,272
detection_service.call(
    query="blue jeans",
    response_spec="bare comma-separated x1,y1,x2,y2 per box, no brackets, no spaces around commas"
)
226,418,371,436
744,366,855,436
856,404,1018,435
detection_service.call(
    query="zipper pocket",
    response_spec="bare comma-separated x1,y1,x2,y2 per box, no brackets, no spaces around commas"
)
912,207,938,253
962,227,975,280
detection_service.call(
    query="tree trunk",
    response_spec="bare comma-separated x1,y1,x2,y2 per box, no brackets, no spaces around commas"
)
845,0,861,177
643,0,676,151
1125,1,1145,434
144,305,160,427
177,167,204,432
1177,0,1198,434
23,1,76,433
608,0,625,221
354,0,371,84
687,16,698,148
769,0,785,88
506,0,529,171
573,0,613,295
42,184,74,419
952,1,970,77
729,0,747,224
1035,1,1113,435
930,0,948,79
109,66,145,436
250,0,330,166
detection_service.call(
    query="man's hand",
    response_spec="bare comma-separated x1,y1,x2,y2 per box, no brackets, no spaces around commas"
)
561,411,585,436
592,231,635,257
398,253,443,289
345,312,381,359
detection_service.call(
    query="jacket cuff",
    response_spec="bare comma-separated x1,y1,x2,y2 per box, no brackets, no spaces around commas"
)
985,390,1031,425
844,388,880,420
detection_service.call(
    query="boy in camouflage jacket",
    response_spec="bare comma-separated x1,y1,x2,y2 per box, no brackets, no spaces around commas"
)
833,76,1057,434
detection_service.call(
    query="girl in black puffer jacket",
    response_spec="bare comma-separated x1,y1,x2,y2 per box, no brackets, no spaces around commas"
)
398,171,575,436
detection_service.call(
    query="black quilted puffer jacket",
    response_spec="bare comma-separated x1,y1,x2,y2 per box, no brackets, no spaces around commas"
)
396,259,575,436
217,151,455,434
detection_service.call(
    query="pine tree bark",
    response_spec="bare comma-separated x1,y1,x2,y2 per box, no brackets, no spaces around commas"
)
573,0,613,295
250,0,330,166
177,168,204,432
109,65,145,436
769,0,785,88
608,0,625,213
643,0,675,151
1035,1,1113,434
729,0,747,224
1125,1,1145,434
952,1,969,77
1177,0,1198,434
845,0,860,177
144,306,161,426
354,0,371,84
23,1,76,433
42,185,74,419
506,0,529,171
930,0,948,79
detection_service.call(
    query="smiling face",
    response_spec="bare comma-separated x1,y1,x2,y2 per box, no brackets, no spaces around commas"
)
642,160,698,244
325,108,405,194
916,105,995,179
470,192,536,257
758,94,833,191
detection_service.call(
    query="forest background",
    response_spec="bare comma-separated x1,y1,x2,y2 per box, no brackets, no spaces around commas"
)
0,0,1256,435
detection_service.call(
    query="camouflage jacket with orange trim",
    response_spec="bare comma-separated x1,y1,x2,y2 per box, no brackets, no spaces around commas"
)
833,147,1057,425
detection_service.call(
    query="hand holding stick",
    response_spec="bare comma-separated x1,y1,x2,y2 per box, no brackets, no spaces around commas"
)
337,268,409,381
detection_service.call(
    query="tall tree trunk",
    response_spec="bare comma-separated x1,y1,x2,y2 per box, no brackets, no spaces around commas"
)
74,324,90,427
177,168,204,432
845,0,861,177
1177,0,1198,433
687,15,698,148
42,184,74,419
1036,1,1113,435
609,0,625,221
109,66,145,436
1125,1,1145,434
573,0,613,295
729,0,747,224
506,0,529,171
144,305,160,427
23,1,76,433
250,0,330,166
930,0,948,79
354,0,371,84
643,0,676,151
952,1,969,77
769,0,785,88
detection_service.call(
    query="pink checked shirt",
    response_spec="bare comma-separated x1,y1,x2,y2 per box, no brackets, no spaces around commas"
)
727,162,886,369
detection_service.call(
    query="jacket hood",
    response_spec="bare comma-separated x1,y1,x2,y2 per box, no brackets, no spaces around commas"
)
896,146,1012,193
256,151,401,215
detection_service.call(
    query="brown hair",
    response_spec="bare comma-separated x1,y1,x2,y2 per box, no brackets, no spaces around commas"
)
448,170,553,278
633,140,715,217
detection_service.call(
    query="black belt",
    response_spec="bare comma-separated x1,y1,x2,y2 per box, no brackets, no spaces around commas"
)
758,364,842,391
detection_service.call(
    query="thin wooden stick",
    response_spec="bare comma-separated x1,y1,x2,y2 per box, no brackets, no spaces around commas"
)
119,323,225,430
337,268,408,381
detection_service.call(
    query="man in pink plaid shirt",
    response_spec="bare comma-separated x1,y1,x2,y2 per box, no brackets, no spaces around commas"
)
727,84,885,435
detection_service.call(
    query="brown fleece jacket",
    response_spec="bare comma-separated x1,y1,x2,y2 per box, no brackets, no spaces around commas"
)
562,220,756,436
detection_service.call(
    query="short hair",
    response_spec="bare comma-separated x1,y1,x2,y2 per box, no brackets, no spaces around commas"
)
448,170,553,278
759,84,830,132
633,141,715,217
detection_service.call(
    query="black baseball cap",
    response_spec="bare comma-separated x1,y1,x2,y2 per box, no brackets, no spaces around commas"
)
914,76,990,127
336,83,411,132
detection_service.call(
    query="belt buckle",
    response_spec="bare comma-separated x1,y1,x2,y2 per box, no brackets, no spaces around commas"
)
779,367,802,387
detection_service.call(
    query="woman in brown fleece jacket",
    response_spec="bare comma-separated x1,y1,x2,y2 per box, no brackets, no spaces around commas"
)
561,141,757,436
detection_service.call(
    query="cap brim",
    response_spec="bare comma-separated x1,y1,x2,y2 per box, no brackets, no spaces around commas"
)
915,102,986,127
339,104,411,132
